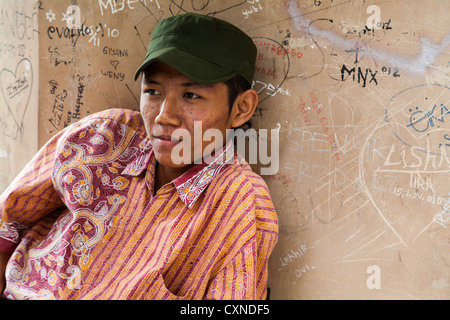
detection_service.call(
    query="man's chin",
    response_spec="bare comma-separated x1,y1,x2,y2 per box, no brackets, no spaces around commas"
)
154,151,193,169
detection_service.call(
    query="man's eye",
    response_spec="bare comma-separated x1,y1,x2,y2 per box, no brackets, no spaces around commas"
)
145,89,160,95
184,92,201,99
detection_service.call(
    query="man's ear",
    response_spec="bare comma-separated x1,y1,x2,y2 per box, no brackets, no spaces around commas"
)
230,89,259,128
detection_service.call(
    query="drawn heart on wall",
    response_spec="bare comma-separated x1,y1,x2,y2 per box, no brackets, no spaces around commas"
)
0,58,33,135
110,60,119,70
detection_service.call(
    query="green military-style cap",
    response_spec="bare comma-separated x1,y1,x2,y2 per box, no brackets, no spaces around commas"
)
134,13,257,85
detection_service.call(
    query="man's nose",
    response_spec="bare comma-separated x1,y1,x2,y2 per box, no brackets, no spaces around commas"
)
154,94,181,127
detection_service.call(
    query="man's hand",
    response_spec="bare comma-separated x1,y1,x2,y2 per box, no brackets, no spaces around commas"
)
0,252,10,297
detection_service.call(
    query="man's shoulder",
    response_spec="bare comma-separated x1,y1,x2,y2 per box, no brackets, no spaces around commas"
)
55,108,150,163
78,108,146,135
226,159,269,186
214,158,273,201
212,160,278,232
52,109,152,199
58,108,148,148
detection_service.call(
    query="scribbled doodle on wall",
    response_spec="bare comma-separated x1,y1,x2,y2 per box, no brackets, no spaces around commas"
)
0,58,33,141
385,83,450,154
251,37,291,115
1,0,449,300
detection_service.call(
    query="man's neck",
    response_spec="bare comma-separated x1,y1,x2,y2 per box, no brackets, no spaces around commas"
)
154,162,194,195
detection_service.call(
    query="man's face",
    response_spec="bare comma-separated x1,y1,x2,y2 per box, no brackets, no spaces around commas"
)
140,62,233,169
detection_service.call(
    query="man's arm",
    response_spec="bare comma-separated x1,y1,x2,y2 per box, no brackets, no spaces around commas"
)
0,127,69,259
204,226,278,300
204,177,278,300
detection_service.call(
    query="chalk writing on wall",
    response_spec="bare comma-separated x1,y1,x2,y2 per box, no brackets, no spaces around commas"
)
0,0,449,300
0,0,39,194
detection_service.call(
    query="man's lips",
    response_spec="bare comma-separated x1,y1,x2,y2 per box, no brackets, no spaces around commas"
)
153,135,182,147
155,135,180,141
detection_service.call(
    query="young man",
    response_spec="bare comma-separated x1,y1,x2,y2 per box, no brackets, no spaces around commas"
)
0,13,277,300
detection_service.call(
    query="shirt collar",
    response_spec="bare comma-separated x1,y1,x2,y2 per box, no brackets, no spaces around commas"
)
173,139,235,208
122,138,236,208
121,139,153,177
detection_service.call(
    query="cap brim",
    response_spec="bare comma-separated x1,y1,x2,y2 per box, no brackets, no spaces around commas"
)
134,47,238,84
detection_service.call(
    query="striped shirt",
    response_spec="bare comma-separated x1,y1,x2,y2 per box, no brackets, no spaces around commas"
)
0,109,278,300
